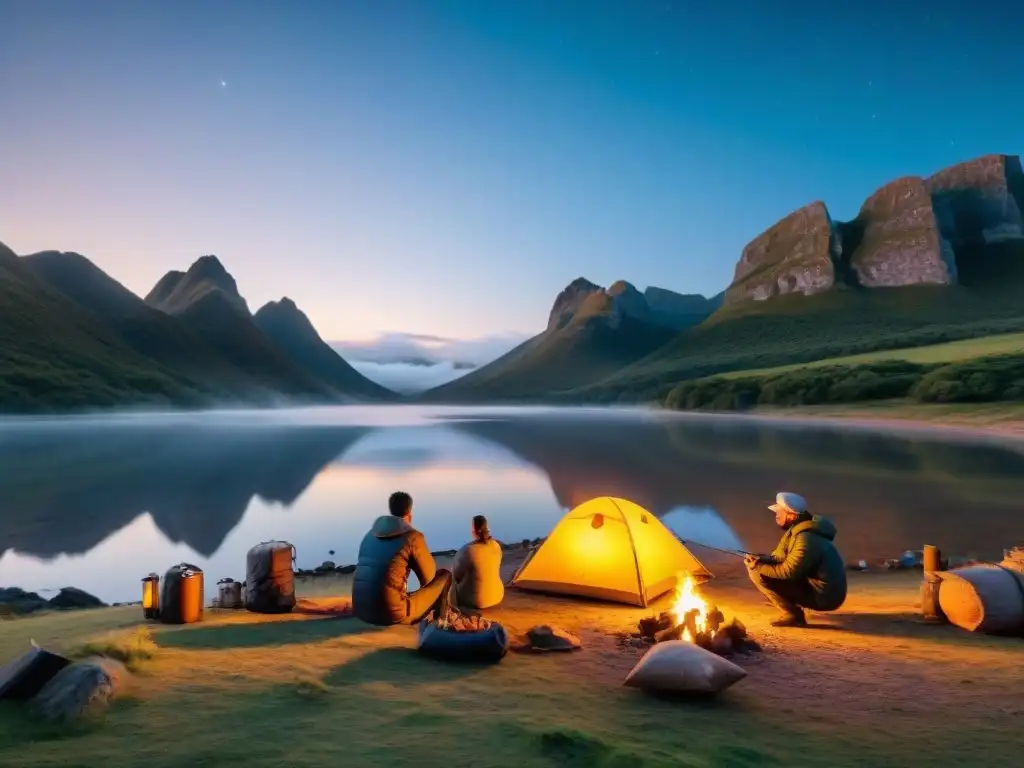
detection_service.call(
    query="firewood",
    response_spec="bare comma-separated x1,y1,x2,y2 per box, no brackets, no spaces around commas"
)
654,625,683,644
708,607,725,634
711,632,734,656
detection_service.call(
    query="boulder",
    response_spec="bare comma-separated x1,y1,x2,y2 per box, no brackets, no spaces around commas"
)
47,587,106,610
927,154,1024,247
32,657,127,724
0,587,48,615
724,202,839,304
848,176,958,287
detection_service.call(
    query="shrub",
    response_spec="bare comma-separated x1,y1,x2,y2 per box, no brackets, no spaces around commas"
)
911,355,1024,403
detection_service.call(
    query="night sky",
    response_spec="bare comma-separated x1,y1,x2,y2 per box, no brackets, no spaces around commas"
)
2,0,1021,341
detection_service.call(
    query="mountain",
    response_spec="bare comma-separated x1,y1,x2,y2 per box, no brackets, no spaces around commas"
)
571,154,1024,401
0,240,210,410
423,278,718,400
21,251,252,395
254,298,395,400
3,244,393,412
145,256,342,400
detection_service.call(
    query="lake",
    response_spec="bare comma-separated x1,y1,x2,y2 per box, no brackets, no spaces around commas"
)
2,405,1022,604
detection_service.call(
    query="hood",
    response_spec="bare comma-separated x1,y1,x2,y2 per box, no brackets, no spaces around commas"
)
792,514,837,541
370,515,413,539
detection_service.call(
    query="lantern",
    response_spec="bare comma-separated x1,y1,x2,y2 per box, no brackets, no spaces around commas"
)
141,573,160,619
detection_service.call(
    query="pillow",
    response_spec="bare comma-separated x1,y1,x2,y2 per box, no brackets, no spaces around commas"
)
623,640,747,694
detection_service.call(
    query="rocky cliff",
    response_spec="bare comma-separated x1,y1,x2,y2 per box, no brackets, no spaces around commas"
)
724,202,840,304
847,177,957,287
927,154,1024,248
723,153,1024,306
547,278,718,331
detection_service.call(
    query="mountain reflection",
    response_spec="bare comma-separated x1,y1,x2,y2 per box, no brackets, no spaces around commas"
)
3,408,1023,598
0,423,370,558
448,413,1024,560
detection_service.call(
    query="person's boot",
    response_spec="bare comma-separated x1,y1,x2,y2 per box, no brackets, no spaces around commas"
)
771,611,808,628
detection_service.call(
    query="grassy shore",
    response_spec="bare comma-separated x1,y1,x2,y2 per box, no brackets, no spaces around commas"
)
746,400,1024,438
2,552,1022,767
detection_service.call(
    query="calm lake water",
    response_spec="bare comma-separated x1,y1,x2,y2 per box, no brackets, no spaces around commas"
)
2,405,1022,604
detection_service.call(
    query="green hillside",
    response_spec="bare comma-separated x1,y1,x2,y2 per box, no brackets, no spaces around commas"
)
0,242,209,411
21,251,255,396
569,242,1024,403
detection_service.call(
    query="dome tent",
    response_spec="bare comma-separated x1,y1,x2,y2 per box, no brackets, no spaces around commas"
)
510,497,712,607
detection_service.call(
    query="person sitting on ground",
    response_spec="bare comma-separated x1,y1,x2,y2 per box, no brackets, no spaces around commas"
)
352,491,454,626
744,491,847,628
451,515,504,610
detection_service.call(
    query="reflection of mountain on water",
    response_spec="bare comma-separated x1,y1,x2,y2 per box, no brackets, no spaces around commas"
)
0,425,370,560
449,414,1024,561
660,506,746,553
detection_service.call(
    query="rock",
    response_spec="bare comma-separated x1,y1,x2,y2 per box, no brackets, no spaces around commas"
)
336,564,356,575
314,560,336,573
927,154,1024,248
607,280,651,323
847,176,958,287
32,657,127,724
724,201,840,305
48,587,106,610
547,277,605,331
0,587,48,615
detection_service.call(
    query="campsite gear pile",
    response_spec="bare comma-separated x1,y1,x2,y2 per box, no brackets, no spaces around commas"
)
509,496,711,607
159,563,205,624
623,640,747,695
140,540,298,624
244,541,297,614
216,578,243,609
918,543,1024,636
416,613,510,663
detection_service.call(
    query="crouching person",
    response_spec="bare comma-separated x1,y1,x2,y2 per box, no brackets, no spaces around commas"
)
745,492,847,627
353,491,453,625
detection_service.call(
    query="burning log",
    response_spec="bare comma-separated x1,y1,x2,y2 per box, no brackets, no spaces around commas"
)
632,573,762,659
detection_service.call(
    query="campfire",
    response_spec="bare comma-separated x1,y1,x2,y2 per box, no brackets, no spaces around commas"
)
631,572,760,657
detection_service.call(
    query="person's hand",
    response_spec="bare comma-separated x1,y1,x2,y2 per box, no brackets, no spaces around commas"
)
743,554,759,570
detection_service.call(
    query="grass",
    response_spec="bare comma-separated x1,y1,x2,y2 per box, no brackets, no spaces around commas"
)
1,565,1022,767
714,332,1024,380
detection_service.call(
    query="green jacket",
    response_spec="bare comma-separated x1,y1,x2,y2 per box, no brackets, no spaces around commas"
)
757,514,847,611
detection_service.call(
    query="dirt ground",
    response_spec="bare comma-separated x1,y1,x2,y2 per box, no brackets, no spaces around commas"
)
1,548,1022,767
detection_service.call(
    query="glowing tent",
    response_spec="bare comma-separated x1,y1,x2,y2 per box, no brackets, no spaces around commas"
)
509,497,712,607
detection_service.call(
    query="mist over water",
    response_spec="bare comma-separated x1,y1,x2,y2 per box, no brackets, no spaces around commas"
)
2,406,1022,603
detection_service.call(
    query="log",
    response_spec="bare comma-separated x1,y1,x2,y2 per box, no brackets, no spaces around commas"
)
923,545,943,573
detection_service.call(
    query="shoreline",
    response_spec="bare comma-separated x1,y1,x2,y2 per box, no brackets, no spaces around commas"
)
658,401,1024,444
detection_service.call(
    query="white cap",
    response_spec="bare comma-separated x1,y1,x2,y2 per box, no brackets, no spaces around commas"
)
768,492,807,515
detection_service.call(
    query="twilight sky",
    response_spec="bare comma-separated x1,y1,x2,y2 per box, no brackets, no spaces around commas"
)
2,0,1021,343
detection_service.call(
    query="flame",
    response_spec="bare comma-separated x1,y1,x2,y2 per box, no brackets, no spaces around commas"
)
669,571,709,643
